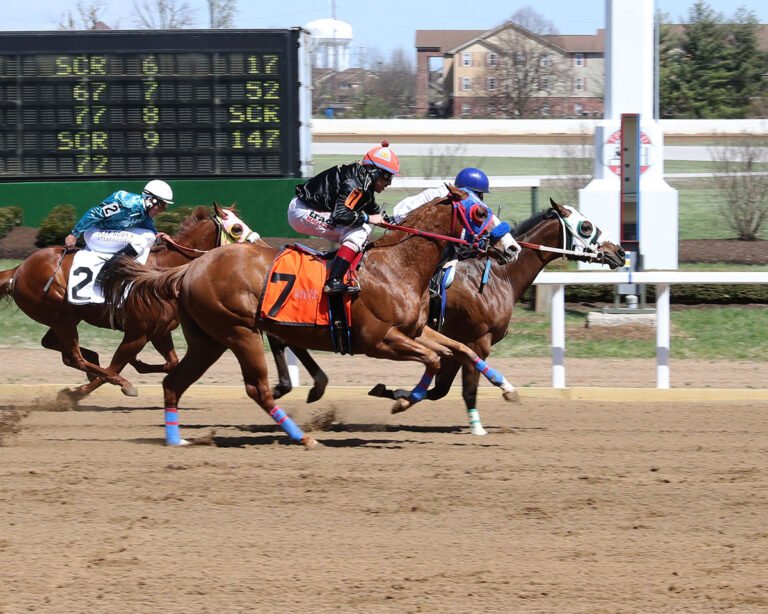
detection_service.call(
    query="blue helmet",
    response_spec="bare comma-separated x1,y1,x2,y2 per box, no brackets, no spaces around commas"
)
454,167,490,195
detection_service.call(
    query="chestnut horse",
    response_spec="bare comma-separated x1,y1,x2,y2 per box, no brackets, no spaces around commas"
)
270,199,626,433
0,203,258,400
102,186,519,448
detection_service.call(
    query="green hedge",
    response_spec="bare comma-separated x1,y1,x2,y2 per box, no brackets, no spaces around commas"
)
0,206,23,240
35,204,76,248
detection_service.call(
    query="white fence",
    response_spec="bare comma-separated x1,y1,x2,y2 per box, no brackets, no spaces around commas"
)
533,271,768,389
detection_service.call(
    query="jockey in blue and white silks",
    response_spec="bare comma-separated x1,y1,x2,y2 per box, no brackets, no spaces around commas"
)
65,179,174,259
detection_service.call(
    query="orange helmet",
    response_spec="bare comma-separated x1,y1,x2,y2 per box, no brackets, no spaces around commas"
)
362,140,400,176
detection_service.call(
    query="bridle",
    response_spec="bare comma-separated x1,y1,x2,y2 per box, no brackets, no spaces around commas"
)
157,211,254,258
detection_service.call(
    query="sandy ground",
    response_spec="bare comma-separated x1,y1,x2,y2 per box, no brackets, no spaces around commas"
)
1,349,768,613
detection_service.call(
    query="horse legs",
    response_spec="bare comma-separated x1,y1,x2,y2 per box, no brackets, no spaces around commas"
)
267,333,328,404
460,362,488,436
162,321,227,446
230,330,318,449
66,332,155,400
391,327,519,413
130,333,180,374
368,356,459,402
43,324,137,396
41,328,101,382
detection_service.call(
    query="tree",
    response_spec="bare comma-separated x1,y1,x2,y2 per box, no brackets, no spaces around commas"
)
659,2,766,118
480,8,568,118
133,0,195,29
207,0,236,29
711,141,768,241
365,49,416,117
58,1,110,30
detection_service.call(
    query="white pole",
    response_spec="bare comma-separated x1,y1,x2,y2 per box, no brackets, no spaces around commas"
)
656,283,670,389
551,284,566,388
286,348,301,387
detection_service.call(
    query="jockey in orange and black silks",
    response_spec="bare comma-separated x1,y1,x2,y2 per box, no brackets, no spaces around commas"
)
288,141,400,295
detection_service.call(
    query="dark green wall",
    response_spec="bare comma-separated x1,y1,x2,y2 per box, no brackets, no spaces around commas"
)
0,178,304,236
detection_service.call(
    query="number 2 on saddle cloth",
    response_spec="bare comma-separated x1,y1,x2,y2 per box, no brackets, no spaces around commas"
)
257,245,356,354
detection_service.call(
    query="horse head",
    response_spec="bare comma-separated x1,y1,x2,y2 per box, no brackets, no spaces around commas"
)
445,184,493,248
549,198,626,269
212,202,261,245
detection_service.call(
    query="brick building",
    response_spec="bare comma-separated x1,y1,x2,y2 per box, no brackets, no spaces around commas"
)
415,24,605,118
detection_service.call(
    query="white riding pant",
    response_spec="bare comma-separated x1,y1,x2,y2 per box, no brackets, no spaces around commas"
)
83,228,156,257
288,197,372,252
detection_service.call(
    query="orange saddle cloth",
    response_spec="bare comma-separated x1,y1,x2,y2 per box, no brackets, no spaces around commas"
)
258,246,353,326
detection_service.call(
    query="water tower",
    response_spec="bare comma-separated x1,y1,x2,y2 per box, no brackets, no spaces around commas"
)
304,18,353,71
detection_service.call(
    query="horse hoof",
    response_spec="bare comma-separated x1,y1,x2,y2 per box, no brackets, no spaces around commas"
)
391,398,411,414
503,390,521,403
306,384,326,404
166,438,191,447
301,436,320,449
368,383,388,398
121,384,139,397
470,426,488,436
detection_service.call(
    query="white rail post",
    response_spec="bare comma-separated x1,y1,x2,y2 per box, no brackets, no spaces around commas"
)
286,348,301,387
656,283,670,389
551,283,566,388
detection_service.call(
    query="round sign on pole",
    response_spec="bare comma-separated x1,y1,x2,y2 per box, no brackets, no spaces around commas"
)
601,130,654,175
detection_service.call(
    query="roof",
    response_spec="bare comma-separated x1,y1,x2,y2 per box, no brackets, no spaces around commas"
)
415,30,484,51
545,30,605,53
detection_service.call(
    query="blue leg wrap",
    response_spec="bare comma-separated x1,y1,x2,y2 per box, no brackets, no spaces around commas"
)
269,406,305,442
164,408,182,445
473,357,504,386
409,372,435,403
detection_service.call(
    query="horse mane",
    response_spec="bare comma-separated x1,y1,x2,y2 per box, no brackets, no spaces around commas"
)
511,209,555,238
175,206,211,238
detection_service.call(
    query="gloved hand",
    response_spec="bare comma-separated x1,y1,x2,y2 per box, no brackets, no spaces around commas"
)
64,234,77,249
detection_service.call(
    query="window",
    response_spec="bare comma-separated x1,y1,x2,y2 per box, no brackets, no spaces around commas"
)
462,52,472,67
486,77,498,91
487,104,497,115
461,77,472,91
540,103,550,116
574,77,586,92
461,103,471,116
539,54,551,67
539,77,550,91
574,53,585,67
574,103,583,115
487,52,498,67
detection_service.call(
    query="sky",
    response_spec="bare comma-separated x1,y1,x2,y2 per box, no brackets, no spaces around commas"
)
5,0,768,59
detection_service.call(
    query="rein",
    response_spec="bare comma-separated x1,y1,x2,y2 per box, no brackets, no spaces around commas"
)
156,232,211,256
377,220,483,249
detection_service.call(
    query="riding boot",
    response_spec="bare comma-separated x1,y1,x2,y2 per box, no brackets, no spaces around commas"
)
323,253,359,296
95,244,139,287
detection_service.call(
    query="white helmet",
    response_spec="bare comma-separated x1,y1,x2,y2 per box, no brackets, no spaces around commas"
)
142,179,174,209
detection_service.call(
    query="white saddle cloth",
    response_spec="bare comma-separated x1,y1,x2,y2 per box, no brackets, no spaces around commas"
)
67,248,150,305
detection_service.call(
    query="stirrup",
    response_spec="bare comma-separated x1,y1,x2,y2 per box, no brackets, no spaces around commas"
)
323,278,359,296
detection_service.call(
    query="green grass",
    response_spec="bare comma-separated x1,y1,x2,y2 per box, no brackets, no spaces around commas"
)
487,306,768,361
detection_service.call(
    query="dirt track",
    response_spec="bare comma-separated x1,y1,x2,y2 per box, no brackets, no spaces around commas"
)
1,350,767,613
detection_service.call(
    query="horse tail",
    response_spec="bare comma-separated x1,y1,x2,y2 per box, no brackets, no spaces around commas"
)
102,259,189,326
0,266,18,306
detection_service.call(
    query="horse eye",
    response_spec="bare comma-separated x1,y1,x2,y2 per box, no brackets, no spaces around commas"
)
231,224,243,237
578,221,593,237
472,206,488,222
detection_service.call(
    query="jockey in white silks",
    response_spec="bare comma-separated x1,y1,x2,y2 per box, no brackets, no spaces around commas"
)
392,167,521,259
64,179,174,285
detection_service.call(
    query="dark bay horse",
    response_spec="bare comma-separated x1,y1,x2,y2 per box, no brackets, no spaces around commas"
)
0,203,257,400
271,199,626,433
102,186,519,448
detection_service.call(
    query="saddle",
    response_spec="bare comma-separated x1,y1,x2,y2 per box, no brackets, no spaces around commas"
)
257,245,357,354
